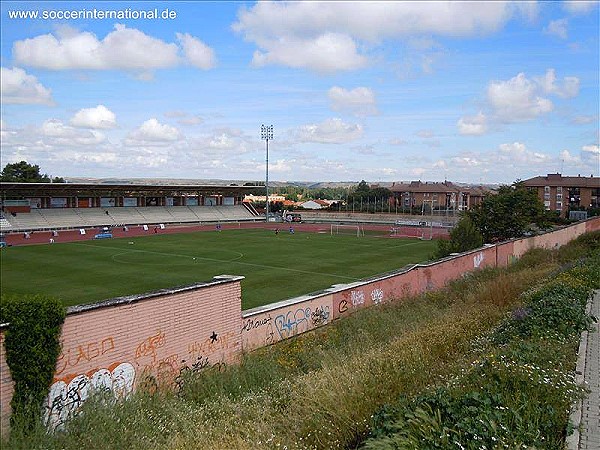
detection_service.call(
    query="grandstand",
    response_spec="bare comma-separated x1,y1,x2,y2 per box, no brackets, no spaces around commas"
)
0,205,259,232
0,182,262,232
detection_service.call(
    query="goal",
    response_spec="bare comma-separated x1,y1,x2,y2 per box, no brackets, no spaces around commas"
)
330,224,364,237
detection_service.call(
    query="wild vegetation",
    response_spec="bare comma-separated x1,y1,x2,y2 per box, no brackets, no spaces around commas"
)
3,230,597,450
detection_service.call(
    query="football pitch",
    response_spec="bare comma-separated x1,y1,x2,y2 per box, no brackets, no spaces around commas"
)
0,228,437,310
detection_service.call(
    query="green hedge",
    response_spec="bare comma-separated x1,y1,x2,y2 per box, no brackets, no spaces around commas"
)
1,294,66,430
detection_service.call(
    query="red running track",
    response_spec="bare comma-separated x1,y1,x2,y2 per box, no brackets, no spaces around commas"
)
2,222,448,247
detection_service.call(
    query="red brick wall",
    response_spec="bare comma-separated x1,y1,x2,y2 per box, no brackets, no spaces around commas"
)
0,275,243,434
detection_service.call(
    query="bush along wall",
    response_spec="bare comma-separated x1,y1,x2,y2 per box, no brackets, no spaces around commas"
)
364,256,599,450
0,294,66,431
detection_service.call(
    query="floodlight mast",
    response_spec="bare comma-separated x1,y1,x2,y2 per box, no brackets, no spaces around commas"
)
261,124,274,222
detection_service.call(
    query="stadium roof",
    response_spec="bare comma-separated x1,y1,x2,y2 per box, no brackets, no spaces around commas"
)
0,182,261,198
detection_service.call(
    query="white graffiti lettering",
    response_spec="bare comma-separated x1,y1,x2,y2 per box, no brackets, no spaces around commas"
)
473,252,484,268
44,363,135,431
351,290,365,306
371,288,384,305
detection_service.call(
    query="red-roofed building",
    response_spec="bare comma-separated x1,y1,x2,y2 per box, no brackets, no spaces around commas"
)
522,173,600,217
389,181,492,212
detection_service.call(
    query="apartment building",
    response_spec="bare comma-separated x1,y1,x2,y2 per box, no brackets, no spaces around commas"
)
522,173,600,217
389,181,492,212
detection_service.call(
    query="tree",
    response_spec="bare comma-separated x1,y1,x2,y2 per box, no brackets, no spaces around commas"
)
0,161,64,183
435,215,483,258
466,182,549,243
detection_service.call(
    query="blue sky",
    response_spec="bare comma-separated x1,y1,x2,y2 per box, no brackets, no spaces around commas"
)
1,1,598,184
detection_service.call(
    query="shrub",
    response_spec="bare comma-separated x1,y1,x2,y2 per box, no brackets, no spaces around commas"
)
1,294,66,431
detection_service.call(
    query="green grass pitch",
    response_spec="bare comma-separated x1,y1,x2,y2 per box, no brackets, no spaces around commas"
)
0,229,437,310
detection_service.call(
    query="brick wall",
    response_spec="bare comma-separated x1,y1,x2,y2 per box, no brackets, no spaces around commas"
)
0,275,243,435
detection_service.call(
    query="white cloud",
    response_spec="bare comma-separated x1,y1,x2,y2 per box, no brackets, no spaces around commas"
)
13,24,178,71
295,118,363,144
328,86,377,116
176,32,217,69
560,149,581,163
498,142,551,163
40,119,106,145
233,2,526,73
164,110,204,125
536,68,579,98
450,156,482,167
487,72,554,121
178,116,204,126
185,129,253,158
561,145,599,170
544,19,569,39
410,168,427,177
416,130,435,138
1,67,54,105
389,138,408,146
252,33,368,73
126,118,180,145
353,144,376,155
571,115,597,124
70,105,117,129
457,112,488,135
270,159,292,173
460,69,581,131
164,110,188,118
234,2,520,43
582,144,600,155
13,25,217,75
563,1,599,15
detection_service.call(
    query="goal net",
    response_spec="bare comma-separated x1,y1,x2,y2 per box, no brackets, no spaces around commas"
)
331,224,364,237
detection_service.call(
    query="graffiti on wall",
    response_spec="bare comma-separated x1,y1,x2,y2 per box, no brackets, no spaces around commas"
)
371,288,384,305
351,290,365,306
273,305,330,340
175,355,225,390
55,337,115,376
473,252,484,268
134,330,165,363
338,287,385,315
187,330,236,357
44,362,135,430
242,316,276,345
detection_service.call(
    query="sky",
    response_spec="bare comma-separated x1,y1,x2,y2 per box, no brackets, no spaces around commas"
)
1,1,599,185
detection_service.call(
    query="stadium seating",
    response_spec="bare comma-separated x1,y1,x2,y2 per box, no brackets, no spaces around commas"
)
0,212,13,232
3,209,51,230
2,205,259,232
